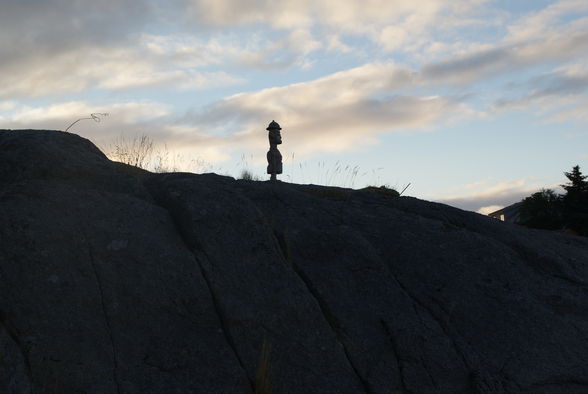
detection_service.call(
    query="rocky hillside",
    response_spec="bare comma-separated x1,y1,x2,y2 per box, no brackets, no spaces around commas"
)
1,129,588,394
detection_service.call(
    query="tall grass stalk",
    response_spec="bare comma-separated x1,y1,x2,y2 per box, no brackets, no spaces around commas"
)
283,159,362,188
105,134,216,174
108,134,154,169
254,340,272,394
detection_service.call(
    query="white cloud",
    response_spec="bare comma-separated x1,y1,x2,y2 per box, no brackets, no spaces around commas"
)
140,34,227,68
9,101,170,125
379,26,409,52
185,0,488,55
477,205,504,215
0,37,245,99
185,0,311,28
157,125,236,164
1,61,471,163
545,98,588,124
0,99,242,166
183,62,472,157
326,35,352,53
0,1,249,99
505,0,588,43
239,29,322,70
1,100,173,148
4,0,586,103
436,178,555,212
422,3,588,85
185,0,485,33
99,68,242,91
489,61,588,124
423,31,588,85
1,0,587,177
0,101,16,112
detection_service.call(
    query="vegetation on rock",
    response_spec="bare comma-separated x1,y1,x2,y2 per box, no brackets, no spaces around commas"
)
519,165,588,235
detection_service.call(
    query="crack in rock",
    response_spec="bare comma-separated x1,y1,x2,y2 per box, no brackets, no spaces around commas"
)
0,309,33,393
380,319,411,394
192,248,256,392
272,230,373,394
143,187,254,392
86,242,121,394
383,264,473,373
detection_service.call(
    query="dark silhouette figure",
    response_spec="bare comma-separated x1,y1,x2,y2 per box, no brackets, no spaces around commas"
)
266,120,282,181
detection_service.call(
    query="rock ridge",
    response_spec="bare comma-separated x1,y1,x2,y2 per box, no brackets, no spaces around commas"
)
1,129,588,393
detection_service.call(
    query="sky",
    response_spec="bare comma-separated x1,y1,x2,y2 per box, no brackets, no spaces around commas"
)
0,0,587,214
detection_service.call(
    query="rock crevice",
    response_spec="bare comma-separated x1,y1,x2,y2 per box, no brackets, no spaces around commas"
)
85,240,121,394
273,230,373,394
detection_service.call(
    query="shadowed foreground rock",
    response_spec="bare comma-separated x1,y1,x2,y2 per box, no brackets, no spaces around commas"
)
1,129,588,394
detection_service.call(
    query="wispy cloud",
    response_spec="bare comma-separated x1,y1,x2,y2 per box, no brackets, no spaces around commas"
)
184,0,480,30
488,61,588,126
436,178,557,212
0,60,475,162
546,99,588,124
180,62,475,157
1,100,171,143
423,2,588,85
238,29,322,70
0,1,254,98
504,0,588,43
0,0,155,49
13,101,168,123
184,0,489,55
0,38,244,99
3,0,586,103
0,101,16,112
423,31,588,85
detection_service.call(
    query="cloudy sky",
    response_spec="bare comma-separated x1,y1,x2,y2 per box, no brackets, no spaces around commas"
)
1,0,587,213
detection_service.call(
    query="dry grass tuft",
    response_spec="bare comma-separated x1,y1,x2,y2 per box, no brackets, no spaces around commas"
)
240,169,260,181
108,134,154,169
361,185,400,197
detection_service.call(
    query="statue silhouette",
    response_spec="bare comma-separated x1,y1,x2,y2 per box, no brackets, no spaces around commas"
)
266,120,282,181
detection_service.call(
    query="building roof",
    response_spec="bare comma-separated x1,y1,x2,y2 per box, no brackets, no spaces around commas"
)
488,202,523,223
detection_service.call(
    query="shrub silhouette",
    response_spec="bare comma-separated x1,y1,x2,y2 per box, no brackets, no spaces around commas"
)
561,165,588,235
518,165,588,235
519,189,563,230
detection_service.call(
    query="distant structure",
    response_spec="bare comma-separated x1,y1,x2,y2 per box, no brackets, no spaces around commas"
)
266,120,283,181
488,202,522,223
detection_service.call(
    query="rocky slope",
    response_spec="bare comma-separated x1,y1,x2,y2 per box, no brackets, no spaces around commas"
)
1,129,588,394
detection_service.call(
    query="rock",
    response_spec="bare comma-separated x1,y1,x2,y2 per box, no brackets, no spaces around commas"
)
145,173,366,394
2,129,588,393
0,312,32,394
0,130,250,393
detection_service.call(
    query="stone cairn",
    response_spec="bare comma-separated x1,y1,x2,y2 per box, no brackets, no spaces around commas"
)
266,120,283,181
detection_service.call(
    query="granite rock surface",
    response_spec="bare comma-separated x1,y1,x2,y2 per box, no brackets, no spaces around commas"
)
1,129,588,393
